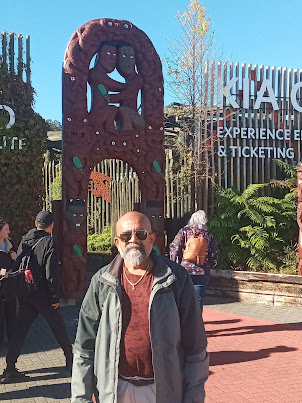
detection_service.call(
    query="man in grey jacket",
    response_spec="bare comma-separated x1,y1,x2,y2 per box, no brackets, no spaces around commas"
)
71,211,209,403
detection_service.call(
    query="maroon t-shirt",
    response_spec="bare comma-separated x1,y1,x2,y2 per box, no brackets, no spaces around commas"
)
119,266,154,378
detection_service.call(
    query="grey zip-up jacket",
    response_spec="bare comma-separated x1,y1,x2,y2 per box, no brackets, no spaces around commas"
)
71,253,209,403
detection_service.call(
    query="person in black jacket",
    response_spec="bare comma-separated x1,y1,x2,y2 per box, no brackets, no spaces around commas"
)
0,211,73,383
0,218,17,349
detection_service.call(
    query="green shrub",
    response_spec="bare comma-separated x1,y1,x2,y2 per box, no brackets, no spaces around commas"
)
0,66,47,241
87,227,112,252
51,168,62,200
209,182,298,273
278,243,298,275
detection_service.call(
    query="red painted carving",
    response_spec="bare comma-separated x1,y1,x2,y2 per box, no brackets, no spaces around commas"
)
60,18,165,297
89,171,111,202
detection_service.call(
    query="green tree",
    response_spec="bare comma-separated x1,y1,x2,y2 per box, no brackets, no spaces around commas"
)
46,119,62,131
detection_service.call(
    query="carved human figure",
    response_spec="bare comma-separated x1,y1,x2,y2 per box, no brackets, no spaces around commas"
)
109,43,145,131
88,41,125,132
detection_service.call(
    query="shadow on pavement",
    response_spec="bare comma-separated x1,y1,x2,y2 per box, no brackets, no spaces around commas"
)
287,322,302,328
204,295,239,305
0,304,80,358
204,319,241,325
205,322,302,337
19,368,71,383
0,382,71,400
210,345,297,366
0,371,71,384
23,366,68,374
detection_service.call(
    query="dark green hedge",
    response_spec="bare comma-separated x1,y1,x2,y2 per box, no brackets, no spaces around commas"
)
0,66,47,242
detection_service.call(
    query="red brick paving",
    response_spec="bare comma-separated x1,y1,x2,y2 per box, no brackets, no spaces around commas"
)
204,308,302,403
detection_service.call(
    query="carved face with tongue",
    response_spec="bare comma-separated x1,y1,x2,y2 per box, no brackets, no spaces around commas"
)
66,199,86,232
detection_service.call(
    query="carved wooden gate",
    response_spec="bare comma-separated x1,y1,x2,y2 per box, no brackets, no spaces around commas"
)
59,18,165,298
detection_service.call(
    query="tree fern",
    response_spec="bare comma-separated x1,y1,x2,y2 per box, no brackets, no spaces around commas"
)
209,173,298,273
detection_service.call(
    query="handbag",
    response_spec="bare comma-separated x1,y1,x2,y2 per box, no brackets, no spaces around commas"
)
183,230,208,264
0,237,45,300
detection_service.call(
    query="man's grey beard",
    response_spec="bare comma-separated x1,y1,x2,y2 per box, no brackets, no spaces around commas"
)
120,243,147,266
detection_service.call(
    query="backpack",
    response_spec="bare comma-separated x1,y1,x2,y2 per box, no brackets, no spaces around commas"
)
183,230,208,264
1,237,46,300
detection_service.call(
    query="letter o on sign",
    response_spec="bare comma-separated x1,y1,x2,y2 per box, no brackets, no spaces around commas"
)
0,105,15,128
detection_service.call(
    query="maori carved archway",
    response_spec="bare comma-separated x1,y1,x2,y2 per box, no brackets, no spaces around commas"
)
61,18,165,298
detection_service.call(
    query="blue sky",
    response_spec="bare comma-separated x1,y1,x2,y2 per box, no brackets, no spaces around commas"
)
1,0,302,121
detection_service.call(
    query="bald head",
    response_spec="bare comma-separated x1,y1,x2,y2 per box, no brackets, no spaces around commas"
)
114,211,155,269
116,212,152,235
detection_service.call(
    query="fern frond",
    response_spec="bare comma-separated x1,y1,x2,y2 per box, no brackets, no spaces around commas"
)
274,159,297,178
238,209,264,225
242,183,269,199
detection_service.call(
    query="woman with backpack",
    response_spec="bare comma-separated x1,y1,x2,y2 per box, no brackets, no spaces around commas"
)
0,218,17,349
169,210,219,314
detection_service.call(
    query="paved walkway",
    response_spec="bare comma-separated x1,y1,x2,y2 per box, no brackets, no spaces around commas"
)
0,298,301,402
0,304,78,403
204,298,302,403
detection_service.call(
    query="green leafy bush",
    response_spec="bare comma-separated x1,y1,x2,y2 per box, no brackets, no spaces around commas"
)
209,181,298,273
87,227,112,252
278,243,298,275
51,168,62,200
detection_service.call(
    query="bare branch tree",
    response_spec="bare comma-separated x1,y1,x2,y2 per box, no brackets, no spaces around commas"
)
165,1,218,209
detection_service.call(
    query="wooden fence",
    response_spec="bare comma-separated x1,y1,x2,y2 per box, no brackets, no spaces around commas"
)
88,160,140,234
43,160,62,211
43,151,194,234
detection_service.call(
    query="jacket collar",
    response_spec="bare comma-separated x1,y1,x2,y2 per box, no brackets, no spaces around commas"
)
99,252,176,289
0,239,13,253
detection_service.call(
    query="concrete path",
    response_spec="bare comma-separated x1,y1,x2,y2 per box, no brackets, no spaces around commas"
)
0,298,301,402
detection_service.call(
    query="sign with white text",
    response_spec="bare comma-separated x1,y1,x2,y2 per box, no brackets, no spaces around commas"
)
199,61,302,191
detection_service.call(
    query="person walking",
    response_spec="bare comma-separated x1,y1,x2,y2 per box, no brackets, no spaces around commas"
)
0,218,17,349
71,211,209,403
0,211,73,383
170,210,219,313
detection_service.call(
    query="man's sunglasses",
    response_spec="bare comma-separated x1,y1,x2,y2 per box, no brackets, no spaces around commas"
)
117,230,152,243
